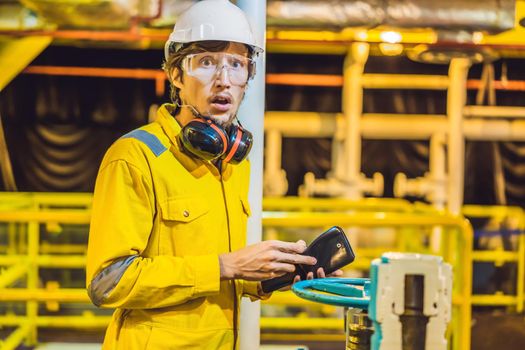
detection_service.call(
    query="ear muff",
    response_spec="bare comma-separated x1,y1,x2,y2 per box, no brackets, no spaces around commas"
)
178,118,252,164
223,124,253,164
179,118,228,161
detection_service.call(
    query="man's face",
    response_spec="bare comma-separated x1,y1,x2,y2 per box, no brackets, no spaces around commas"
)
175,42,251,126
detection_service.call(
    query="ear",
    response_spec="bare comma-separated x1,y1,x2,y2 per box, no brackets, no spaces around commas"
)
170,67,183,89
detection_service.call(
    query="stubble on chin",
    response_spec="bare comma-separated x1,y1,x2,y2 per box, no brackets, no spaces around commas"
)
211,112,236,127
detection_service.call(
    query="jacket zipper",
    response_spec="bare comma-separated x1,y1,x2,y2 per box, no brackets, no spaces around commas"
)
218,161,238,350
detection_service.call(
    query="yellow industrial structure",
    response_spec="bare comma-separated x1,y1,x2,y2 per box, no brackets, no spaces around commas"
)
1,193,524,349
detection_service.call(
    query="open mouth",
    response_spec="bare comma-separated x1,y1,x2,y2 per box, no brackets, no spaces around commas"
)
210,95,233,112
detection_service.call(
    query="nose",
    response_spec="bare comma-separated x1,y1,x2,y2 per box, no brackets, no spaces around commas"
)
214,65,232,88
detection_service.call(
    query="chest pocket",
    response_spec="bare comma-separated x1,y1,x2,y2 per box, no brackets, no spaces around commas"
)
160,196,210,222
158,196,212,255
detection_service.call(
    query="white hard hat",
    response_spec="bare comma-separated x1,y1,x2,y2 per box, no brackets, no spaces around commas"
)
164,0,264,60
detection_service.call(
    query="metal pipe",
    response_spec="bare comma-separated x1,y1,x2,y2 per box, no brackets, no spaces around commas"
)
0,28,167,41
0,315,344,330
0,112,17,190
24,66,166,97
263,196,412,211
267,0,514,32
518,227,525,312
471,251,519,262
262,211,470,227
466,79,525,91
0,255,85,268
341,42,368,198
0,192,92,206
0,289,89,302
266,73,525,91
429,133,447,206
237,0,266,348
0,210,90,223
362,74,449,90
265,112,525,140
429,133,447,252
22,67,525,92
265,111,338,137
464,105,525,118
361,114,447,139
447,58,471,215
266,73,343,86
26,219,38,344
24,65,164,80
260,317,343,330
264,129,287,196
261,333,345,341
0,316,111,328
471,295,518,305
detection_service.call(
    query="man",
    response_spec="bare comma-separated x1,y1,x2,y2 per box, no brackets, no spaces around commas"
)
86,1,330,349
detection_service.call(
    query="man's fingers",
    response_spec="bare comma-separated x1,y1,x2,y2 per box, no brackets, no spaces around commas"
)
268,262,296,274
293,275,301,284
296,240,307,249
274,251,316,265
306,272,314,280
317,267,326,278
328,269,344,277
268,240,307,254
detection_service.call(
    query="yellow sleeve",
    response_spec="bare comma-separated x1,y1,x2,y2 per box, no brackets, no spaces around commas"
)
86,158,220,309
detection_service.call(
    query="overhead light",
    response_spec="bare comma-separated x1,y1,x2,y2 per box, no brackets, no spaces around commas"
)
472,31,484,44
379,43,404,56
380,31,402,44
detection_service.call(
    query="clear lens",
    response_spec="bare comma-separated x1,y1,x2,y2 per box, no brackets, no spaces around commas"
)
183,52,254,85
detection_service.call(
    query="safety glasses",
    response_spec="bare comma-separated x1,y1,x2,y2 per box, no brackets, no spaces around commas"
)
182,52,255,86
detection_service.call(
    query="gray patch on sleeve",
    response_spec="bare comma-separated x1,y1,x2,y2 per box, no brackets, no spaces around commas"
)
88,255,138,307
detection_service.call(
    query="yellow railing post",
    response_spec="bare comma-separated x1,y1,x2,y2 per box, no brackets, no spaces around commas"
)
516,212,525,313
26,207,39,346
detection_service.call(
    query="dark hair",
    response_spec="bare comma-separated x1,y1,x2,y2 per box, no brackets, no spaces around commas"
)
162,40,254,108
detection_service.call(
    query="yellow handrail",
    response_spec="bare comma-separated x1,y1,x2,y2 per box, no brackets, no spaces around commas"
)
5,192,525,350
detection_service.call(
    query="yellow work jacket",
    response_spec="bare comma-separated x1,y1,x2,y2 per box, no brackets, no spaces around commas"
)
86,104,262,350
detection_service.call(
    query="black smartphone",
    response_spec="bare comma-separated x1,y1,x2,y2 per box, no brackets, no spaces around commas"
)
261,226,355,294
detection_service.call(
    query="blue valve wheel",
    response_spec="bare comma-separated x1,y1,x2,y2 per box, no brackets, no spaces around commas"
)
291,277,371,308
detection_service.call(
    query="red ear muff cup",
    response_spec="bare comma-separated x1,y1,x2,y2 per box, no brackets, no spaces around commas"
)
179,118,228,161
222,125,253,164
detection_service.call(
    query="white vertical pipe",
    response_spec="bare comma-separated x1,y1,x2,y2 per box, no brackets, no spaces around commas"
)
430,133,446,252
264,129,284,195
430,133,447,208
266,130,282,176
447,58,471,214
342,43,369,199
237,0,266,349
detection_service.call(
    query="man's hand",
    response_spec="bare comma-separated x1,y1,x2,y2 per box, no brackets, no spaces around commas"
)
219,240,317,281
